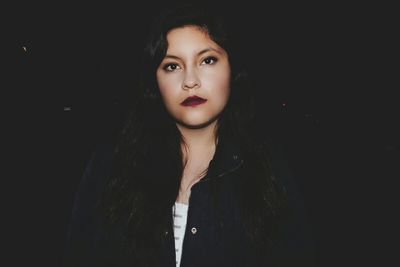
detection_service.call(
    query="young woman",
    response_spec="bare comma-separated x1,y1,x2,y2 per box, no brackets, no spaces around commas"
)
63,3,317,267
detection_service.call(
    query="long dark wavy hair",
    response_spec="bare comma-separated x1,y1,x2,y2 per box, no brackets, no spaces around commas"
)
97,2,288,265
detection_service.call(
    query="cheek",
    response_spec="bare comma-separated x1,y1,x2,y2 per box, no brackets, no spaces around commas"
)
210,70,231,102
156,73,168,93
156,74,176,103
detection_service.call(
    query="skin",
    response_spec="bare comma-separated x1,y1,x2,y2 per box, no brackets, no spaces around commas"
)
156,25,231,203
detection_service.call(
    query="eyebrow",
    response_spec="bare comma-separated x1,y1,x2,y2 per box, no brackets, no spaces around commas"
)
164,47,223,60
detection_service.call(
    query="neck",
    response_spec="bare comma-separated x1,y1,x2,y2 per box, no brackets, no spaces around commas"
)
176,120,218,160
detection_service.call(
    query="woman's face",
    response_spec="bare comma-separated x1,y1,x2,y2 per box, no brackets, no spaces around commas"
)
156,25,231,129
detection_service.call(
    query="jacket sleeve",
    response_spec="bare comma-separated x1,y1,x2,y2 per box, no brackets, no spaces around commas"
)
61,144,114,267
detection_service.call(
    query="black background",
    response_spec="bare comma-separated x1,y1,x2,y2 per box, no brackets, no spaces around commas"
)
8,1,399,266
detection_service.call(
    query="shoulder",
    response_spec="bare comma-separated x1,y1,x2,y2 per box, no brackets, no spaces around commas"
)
79,143,114,193
71,143,115,220
62,143,115,266
68,142,115,220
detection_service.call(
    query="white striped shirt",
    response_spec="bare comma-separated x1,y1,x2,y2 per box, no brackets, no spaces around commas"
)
172,202,189,267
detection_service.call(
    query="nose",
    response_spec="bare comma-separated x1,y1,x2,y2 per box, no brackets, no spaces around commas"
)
182,69,201,90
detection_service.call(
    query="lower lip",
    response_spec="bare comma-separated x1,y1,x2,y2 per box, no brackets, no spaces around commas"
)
181,100,207,107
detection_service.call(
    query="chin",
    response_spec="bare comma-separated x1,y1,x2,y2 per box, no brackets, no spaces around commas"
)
177,116,218,129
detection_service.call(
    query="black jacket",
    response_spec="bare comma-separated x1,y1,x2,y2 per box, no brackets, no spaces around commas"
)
62,137,318,267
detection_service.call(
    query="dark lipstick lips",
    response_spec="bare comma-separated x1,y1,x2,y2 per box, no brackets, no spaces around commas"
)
181,95,207,106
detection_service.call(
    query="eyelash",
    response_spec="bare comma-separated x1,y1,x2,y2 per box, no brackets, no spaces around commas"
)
163,56,218,72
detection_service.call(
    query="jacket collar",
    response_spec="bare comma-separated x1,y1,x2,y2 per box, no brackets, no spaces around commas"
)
201,135,244,182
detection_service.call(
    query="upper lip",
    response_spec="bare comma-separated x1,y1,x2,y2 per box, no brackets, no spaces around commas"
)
181,95,207,105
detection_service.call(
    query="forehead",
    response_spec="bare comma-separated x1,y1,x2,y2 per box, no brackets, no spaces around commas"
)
165,25,223,53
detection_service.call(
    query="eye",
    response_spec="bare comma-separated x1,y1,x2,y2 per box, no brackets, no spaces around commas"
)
201,56,218,65
163,63,181,72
